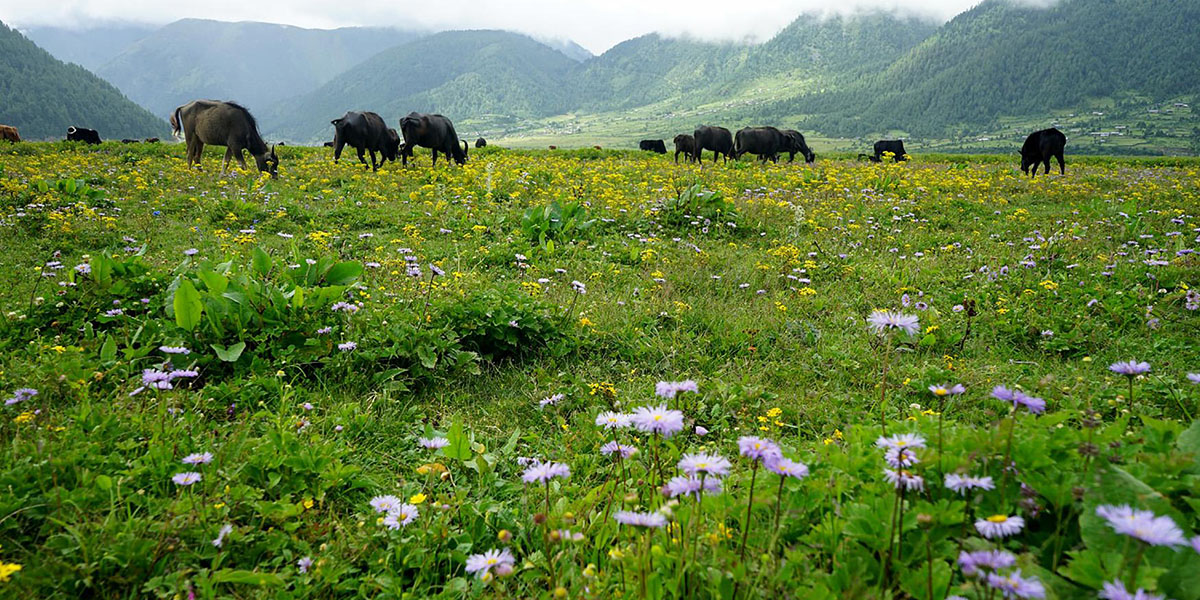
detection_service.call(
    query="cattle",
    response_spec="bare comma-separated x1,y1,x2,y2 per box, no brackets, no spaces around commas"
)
331,111,399,171
323,141,335,147
873,140,908,162
549,145,557,150
594,145,602,150
692,126,733,163
171,100,279,178
1019,128,1067,177
672,134,696,164
734,126,788,162
120,139,137,144
399,112,466,166
781,130,816,163
639,139,666,154
475,137,487,148
66,126,101,144
0,125,20,142
857,153,882,163
144,137,160,143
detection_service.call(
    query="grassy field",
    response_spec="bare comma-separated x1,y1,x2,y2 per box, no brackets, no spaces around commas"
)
1,142,1199,599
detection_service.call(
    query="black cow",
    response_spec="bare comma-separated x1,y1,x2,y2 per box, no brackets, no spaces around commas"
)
873,140,908,162
323,141,334,147
734,126,788,162
693,126,733,163
332,111,399,171
144,137,160,143
1019,128,1067,177
639,139,667,154
399,112,466,166
120,138,137,144
66,126,101,145
673,134,696,164
781,130,816,164
475,137,487,148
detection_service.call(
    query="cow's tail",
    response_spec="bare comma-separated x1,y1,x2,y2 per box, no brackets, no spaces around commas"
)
170,107,183,139
462,140,469,160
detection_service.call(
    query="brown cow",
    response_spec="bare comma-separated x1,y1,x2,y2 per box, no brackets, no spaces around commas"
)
172,100,278,177
549,145,557,150
0,125,20,142
593,145,602,150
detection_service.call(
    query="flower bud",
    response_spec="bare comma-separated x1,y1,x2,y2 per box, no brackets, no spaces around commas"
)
533,513,547,525
498,529,512,542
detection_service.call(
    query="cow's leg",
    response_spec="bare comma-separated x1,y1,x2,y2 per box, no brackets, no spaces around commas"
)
235,149,248,170
369,150,378,172
431,149,438,166
334,141,344,163
674,150,679,164
1056,153,1065,175
356,147,368,168
221,147,233,174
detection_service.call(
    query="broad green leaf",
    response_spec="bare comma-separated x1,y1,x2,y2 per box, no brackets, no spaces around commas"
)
291,286,305,309
252,247,272,277
211,342,246,362
94,474,113,491
325,261,363,286
197,269,228,295
443,417,473,462
173,278,203,331
99,335,116,362
1176,419,1200,457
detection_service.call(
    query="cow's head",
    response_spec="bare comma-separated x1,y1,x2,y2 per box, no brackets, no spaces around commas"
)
1017,149,1031,173
255,145,279,178
805,150,816,164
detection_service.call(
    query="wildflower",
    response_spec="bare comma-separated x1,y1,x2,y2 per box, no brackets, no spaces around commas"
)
986,569,1045,598
338,341,357,351
885,446,920,468
160,345,191,355
595,411,631,429
1099,580,1164,600
331,301,359,313
958,550,1016,577
738,436,782,462
430,264,445,277
614,510,667,528
571,280,586,294
383,504,419,529
695,425,709,436
975,514,1025,539
1193,535,1200,554
630,404,685,438
677,452,732,477
765,457,809,479
884,469,924,491
655,380,698,398
540,393,564,407
1109,361,1151,376
522,461,570,483
465,548,516,579
554,529,585,542
875,433,927,450
5,388,37,406
369,495,403,513
1188,373,1200,384
297,556,313,573
944,473,995,494
419,437,449,449
992,386,1045,414
408,493,426,504
1095,504,1187,547
182,452,213,465
172,472,202,486
928,383,965,396
316,326,332,335
212,523,232,548
665,475,723,499
867,309,920,337
600,441,637,458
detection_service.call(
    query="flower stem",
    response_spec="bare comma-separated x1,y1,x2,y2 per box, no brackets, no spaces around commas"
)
879,339,893,435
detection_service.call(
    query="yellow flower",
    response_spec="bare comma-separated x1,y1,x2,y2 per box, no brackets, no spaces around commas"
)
13,412,33,424
0,561,21,582
409,493,427,505
303,498,315,510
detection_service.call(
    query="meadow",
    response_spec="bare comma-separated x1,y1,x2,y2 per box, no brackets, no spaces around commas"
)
1,142,1199,599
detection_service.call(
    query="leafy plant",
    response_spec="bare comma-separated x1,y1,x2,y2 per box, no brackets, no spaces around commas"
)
520,200,596,252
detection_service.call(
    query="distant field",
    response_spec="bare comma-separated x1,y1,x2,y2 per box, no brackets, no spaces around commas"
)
1,143,1198,599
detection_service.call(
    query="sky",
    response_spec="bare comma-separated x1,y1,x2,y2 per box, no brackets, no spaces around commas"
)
0,0,995,53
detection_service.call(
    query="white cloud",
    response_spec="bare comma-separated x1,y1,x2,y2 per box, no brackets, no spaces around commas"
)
2,0,990,53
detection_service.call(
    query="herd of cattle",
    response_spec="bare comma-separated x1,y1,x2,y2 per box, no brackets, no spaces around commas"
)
0,99,1069,178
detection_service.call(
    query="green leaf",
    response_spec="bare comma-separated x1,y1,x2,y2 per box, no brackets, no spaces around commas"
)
291,286,305,309
899,558,951,600
1176,419,1200,457
197,269,228,295
99,335,116,362
211,569,285,586
443,417,473,462
252,247,272,277
211,342,246,362
173,278,203,331
95,474,113,492
325,261,363,286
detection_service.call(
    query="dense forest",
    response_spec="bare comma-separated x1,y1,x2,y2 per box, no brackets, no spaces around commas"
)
0,21,168,140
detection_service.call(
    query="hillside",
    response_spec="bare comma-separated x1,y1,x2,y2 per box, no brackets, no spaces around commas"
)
265,30,581,143
20,23,155,71
0,20,168,140
96,19,421,120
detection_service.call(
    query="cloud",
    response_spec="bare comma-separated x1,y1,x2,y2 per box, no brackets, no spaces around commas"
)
1,0,989,53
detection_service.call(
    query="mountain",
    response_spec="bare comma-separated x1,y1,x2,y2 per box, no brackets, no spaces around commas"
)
20,23,156,71
265,30,581,142
536,38,593,62
95,19,422,120
792,0,1200,137
0,20,168,140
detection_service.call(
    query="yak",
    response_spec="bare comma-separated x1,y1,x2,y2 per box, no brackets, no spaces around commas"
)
144,137,160,143
1019,128,1067,178
0,125,19,142
331,111,399,171
120,139,138,144
692,126,734,163
399,112,466,166
171,100,278,178
66,126,101,144
639,139,667,154
873,140,908,162
734,127,788,162
781,130,816,163
475,137,487,148
673,134,696,164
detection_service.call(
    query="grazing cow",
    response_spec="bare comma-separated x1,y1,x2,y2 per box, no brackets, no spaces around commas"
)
781,130,816,163
1019,128,1067,177
857,153,882,163
0,125,20,142
120,139,137,144
549,145,557,150
66,126,102,144
399,112,466,166
144,137,160,143
639,139,667,154
594,145,602,150
692,126,733,163
323,141,334,147
734,126,788,162
475,137,487,148
331,111,399,171
171,100,279,178
672,134,696,164
873,140,908,162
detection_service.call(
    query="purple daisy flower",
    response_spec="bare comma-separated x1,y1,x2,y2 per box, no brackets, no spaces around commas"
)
338,341,357,351
1099,580,1165,600
677,452,732,477
160,345,191,355
944,473,995,494
172,472,202,486
867,309,920,337
885,446,920,468
522,461,570,483
465,548,515,579
929,383,966,396
182,452,213,465
614,510,667,528
985,569,1045,598
297,556,313,573
418,437,449,449
540,393,564,407
975,514,1025,539
5,387,38,406
738,436,782,462
765,457,809,479
383,504,419,529
600,441,637,458
655,380,698,399
595,411,631,429
958,550,1016,577
884,469,925,491
630,404,685,438
1095,504,1187,547
1188,373,1200,384
875,433,927,450
369,495,403,513
212,523,232,548
664,475,723,499
1109,361,1151,376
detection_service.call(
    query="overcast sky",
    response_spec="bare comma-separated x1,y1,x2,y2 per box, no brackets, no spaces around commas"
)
0,0,1001,53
